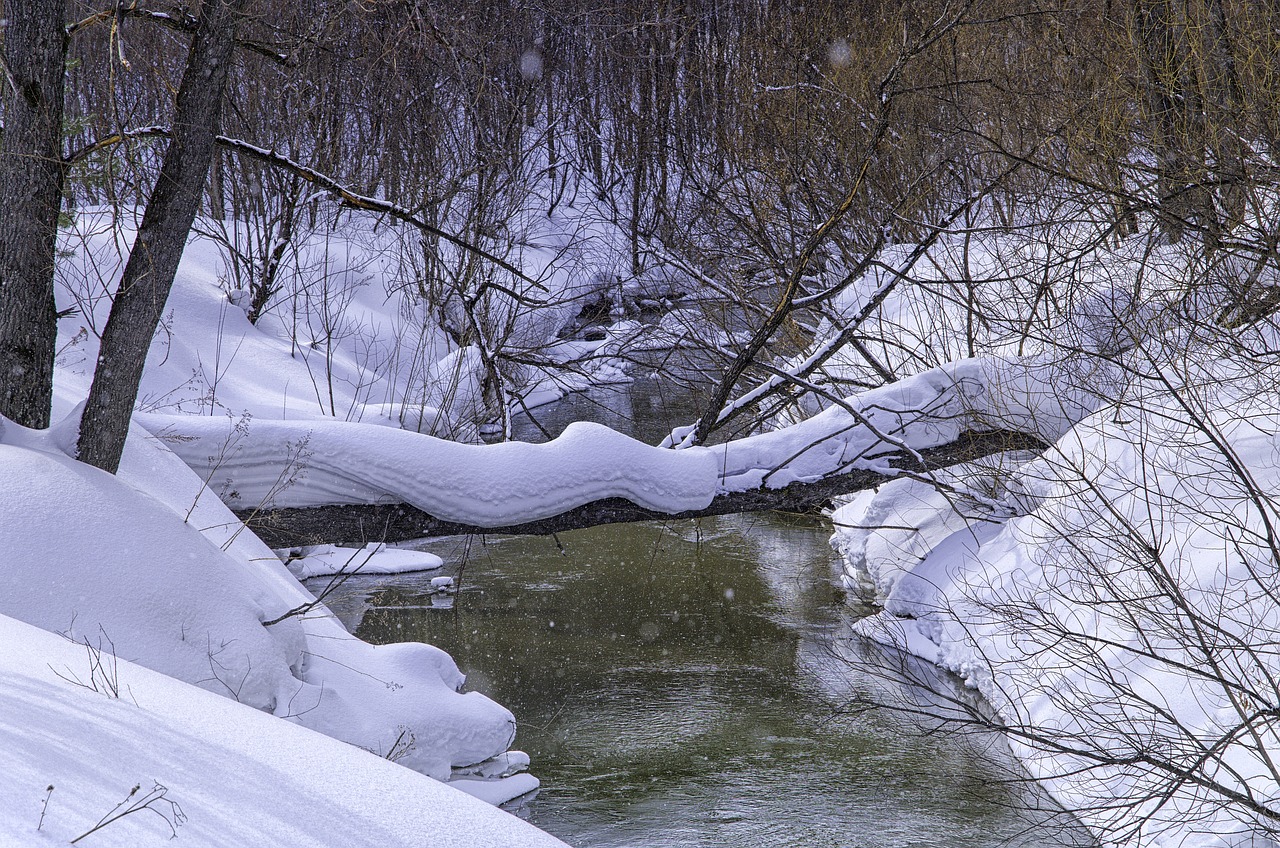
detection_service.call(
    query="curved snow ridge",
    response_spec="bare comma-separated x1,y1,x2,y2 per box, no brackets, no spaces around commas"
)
0,441,305,715
136,414,719,525
716,356,1105,491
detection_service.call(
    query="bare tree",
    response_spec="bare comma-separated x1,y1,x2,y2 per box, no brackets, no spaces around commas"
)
77,0,251,473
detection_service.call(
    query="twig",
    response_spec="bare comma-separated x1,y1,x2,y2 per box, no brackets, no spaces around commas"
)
70,782,186,844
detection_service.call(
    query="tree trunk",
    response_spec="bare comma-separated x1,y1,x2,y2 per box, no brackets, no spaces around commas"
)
1203,0,1246,229
0,0,68,429
1135,0,1189,243
77,0,248,473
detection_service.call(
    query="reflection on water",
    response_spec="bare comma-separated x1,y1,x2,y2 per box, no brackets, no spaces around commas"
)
512,357,753,447
314,514,1090,848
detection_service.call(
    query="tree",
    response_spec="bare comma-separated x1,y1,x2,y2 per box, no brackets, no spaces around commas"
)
0,0,68,429
76,0,250,473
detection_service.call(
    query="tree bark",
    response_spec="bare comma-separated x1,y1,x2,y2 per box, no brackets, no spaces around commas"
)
235,429,1045,547
0,0,68,429
1135,0,1191,243
77,0,249,473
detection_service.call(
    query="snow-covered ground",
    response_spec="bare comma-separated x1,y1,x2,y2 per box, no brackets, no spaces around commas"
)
0,613,565,848
834,387,1280,845
0,410,561,843
1,208,622,845
820,234,1280,847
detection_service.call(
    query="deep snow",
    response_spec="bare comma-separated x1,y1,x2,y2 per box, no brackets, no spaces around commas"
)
819,232,1280,847
0,612,565,847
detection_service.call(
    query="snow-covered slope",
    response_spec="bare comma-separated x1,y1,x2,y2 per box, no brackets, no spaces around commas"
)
0,613,566,848
833,334,1280,846
0,413,538,802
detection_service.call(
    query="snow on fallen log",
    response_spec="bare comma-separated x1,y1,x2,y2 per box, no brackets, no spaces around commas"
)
714,355,1105,491
135,415,720,527
134,354,1108,528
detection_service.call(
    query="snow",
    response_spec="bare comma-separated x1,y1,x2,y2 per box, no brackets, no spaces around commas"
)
31,205,734,843
117,350,1113,533
832,338,1280,846
1,412,538,803
715,355,1101,490
829,450,1029,602
279,542,445,579
35,200,1280,848
0,613,566,848
135,413,720,524
0,425,305,717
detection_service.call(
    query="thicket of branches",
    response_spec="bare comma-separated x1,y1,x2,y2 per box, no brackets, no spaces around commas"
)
37,0,1280,451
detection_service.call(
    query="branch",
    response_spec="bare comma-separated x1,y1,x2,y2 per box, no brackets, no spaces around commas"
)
683,0,979,448
234,429,1044,547
68,6,292,65
63,127,545,294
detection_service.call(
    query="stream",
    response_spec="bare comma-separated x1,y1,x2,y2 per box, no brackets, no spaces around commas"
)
310,371,1093,848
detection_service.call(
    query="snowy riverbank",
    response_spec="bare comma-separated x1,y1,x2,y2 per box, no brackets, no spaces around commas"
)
20,206,1280,847
830,345,1280,845
0,410,560,845
0,611,565,848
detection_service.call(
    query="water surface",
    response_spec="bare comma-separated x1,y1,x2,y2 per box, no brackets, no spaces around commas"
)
316,510,1088,847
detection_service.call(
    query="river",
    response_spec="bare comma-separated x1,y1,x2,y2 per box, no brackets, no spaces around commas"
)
309,371,1092,847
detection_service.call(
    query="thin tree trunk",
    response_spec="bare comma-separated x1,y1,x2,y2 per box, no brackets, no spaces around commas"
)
1203,0,1245,228
1135,0,1189,243
77,0,249,473
0,0,68,429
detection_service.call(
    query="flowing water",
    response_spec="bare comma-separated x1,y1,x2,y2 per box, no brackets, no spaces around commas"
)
311,371,1092,847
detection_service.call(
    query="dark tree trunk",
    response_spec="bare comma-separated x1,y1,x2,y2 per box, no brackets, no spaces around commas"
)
1203,0,1246,229
0,0,68,429
77,0,249,473
1135,0,1190,243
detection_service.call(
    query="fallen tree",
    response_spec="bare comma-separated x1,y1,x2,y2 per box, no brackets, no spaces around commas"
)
129,354,1096,546
235,429,1045,546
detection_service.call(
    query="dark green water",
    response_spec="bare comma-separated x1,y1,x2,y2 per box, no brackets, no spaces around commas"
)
313,512,1089,848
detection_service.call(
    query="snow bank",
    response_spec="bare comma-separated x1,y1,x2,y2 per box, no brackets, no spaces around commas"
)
837,370,1280,846
0,428,305,716
830,450,1031,602
0,413,536,805
0,613,567,848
